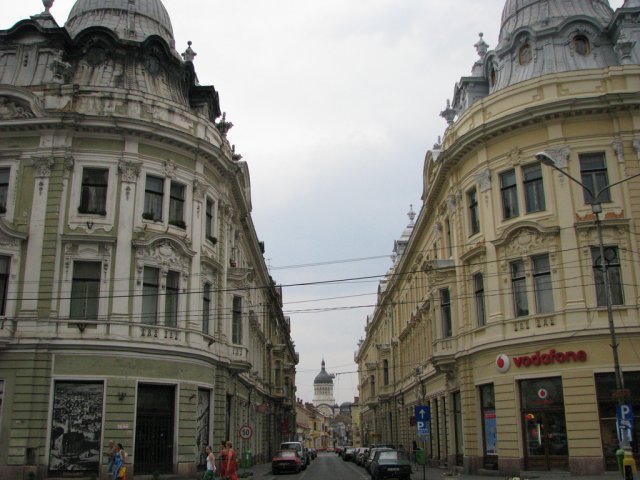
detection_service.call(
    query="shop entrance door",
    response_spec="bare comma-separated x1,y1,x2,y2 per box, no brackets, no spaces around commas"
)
135,384,175,474
520,377,568,471
523,410,568,470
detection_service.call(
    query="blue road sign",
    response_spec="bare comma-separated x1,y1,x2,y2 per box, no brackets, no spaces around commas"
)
415,405,431,437
617,404,634,430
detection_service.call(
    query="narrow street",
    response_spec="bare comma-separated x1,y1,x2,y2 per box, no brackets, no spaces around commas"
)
264,452,371,480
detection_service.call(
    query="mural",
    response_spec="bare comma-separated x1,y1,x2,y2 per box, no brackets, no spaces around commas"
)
196,389,211,468
49,381,103,474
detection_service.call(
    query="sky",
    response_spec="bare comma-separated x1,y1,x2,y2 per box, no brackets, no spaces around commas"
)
5,0,625,405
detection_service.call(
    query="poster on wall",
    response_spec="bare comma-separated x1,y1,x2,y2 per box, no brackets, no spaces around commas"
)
196,389,211,469
483,409,497,455
49,381,103,474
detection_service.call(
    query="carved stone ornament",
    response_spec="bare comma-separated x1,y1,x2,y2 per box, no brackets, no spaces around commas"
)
32,156,55,177
542,146,570,169
136,239,190,272
0,96,35,119
49,50,73,84
613,140,625,163
163,160,177,179
192,178,206,201
475,168,491,192
508,147,523,166
118,159,142,182
502,227,555,258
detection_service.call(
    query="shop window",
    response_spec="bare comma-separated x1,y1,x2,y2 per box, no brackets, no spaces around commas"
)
202,282,211,334
579,153,611,204
511,259,529,317
142,266,159,324
573,35,591,56
143,175,164,221
453,391,463,465
232,296,242,344
523,164,545,213
70,261,101,319
168,182,185,228
592,246,623,306
440,288,452,337
595,372,640,470
468,188,480,235
165,270,179,327
480,384,497,469
533,254,554,313
500,169,519,219
0,256,9,316
78,168,108,215
474,273,486,327
0,167,10,214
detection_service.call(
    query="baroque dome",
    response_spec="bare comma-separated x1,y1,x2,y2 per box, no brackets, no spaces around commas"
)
314,360,333,385
65,0,176,49
498,0,613,49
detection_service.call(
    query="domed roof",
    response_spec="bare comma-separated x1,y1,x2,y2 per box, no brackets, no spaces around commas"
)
314,360,333,385
65,0,176,49
498,0,613,49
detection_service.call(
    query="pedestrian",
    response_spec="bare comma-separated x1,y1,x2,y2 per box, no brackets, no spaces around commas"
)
225,441,238,480
112,443,126,480
203,446,216,480
218,440,227,479
107,440,116,473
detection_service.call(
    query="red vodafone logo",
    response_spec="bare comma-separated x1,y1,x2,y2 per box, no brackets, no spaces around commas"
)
538,388,548,399
496,354,510,373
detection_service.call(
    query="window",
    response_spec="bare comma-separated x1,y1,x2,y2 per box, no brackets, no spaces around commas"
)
142,267,159,324
500,170,519,219
441,288,452,337
592,246,623,306
78,168,108,215
579,153,610,204
511,259,529,317
232,296,242,344
370,375,376,397
474,272,486,327
70,261,101,319
573,35,591,56
468,188,480,235
0,256,9,316
489,66,497,87
0,167,9,214
518,43,532,65
205,198,216,241
479,384,497,463
165,270,179,327
203,282,211,334
275,361,281,386
523,164,545,213
445,218,452,257
532,254,554,313
144,176,164,221
383,359,389,386
168,181,185,228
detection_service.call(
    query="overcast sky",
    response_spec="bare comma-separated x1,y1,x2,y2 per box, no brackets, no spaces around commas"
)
6,0,625,404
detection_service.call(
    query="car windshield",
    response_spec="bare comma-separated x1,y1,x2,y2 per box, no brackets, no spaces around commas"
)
279,451,297,458
378,451,407,461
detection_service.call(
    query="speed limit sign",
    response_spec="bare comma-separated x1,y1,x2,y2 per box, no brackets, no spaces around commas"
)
239,425,253,440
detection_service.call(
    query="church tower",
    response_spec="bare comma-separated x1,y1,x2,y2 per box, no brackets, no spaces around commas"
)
312,359,336,416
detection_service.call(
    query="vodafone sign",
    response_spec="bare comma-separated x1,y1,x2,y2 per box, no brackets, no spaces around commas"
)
495,349,587,373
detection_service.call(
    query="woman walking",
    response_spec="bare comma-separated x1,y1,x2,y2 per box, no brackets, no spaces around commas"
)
203,446,216,480
217,440,227,479
225,441,238,480
112,443,126,480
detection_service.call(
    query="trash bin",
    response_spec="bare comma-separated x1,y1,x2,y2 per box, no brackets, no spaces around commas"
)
416,449,426,466
241,450,252,468
617,448,625,475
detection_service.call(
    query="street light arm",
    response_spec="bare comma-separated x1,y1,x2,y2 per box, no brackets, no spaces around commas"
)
596,171,640,201
544,161,595,199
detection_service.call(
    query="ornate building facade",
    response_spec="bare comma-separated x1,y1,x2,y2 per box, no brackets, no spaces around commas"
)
0,1,297,478
356,0,640,476
312,359,336,417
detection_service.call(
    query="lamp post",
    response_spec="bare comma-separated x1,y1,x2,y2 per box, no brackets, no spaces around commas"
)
536,150,640,455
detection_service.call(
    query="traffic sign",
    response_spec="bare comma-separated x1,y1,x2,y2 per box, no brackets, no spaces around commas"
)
616,404,634,443
415,405,430,437
239,425,253,440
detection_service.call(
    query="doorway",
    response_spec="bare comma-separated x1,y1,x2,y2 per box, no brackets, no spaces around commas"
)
135,384,175,474
520,377,568,471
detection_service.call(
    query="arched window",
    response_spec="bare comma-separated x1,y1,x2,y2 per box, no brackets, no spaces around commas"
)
489,65,497,87
519,43,532,65
573,35,591,56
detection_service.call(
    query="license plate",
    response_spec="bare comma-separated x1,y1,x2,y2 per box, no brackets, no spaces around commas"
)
388,467,399,471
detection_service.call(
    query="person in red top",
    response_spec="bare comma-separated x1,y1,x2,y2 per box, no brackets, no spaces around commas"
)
217,440,227,479
225,441,238,480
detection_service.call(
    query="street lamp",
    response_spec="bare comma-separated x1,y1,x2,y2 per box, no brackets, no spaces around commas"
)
536,150,640,455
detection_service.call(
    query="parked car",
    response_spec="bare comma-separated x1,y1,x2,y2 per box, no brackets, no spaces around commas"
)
342,446,357,461
370,449,412,480
280,442,308,469
355,447,369,466
272,449,302,475
308,448,318,459
364,447,393,473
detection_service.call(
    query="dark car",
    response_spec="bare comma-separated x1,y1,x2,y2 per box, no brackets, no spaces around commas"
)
272,449,302,475
370,449,412,480
342,446,357,461
364,447,393,473
355,447,369,466
308,448,317,459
